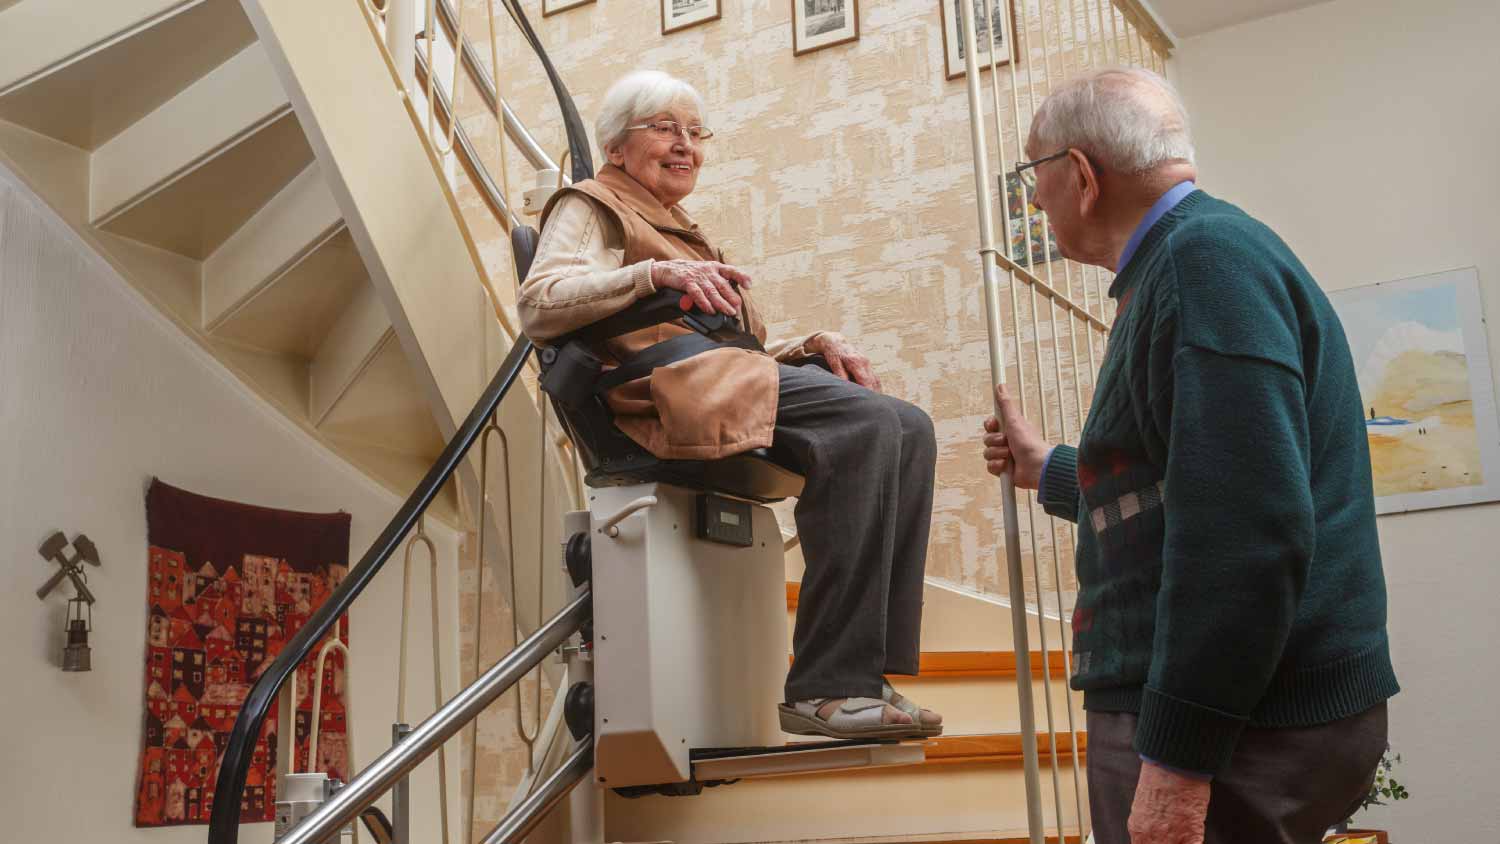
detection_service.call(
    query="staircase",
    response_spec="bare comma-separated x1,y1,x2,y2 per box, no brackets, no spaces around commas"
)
0,2,1092,843
598,573,1087,844
0,0,467,520
0,0,578,640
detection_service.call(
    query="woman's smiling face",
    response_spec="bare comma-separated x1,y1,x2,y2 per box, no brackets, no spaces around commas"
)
608,103,706,208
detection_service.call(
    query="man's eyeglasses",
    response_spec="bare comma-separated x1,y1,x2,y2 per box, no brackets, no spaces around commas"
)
1014,148,1072,191
626,120,715,144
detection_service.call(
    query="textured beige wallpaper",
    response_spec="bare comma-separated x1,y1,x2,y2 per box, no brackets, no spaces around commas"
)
445,0,1160,824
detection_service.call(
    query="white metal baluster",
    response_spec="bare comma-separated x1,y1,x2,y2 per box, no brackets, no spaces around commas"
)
1031,0,1090,833
1012,1,1069,837
957,0,1044,839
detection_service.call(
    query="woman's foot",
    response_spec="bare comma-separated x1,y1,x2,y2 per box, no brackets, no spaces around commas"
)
882,681,943,736
778,696,930,740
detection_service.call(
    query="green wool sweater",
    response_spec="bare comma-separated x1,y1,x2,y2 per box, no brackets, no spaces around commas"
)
1039,190,1399,774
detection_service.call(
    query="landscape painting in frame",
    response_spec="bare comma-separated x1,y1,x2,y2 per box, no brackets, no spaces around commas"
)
939,0,1016,80
1330,268,1500,514
793,0,859,56
662,0,720,34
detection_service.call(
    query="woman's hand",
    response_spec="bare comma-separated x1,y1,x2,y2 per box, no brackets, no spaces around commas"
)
651,260,752,316
807,332,881,392
982,384,1051,489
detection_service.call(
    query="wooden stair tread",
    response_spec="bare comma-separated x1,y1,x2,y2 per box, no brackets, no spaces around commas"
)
779,730,1087,774
789,650,1070,679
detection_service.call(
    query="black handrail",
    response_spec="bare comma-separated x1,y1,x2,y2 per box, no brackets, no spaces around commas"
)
207,337,533,844
495,0,594,183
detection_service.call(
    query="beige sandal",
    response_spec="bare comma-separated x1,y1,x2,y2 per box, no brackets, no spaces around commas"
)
778,697,928,740
882,681,943,737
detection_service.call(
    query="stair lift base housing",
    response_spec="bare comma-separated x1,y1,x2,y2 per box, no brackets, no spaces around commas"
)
587,482,788,788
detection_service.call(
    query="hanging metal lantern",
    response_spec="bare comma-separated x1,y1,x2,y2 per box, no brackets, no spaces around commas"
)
62,596,92,672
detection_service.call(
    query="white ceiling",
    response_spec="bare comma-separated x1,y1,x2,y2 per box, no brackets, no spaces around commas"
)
1143,0,1332,39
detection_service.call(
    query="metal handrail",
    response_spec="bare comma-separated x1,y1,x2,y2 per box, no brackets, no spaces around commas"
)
480,740,593,844
415,45,523,230
274,588,592,844
206,336,536,844
431,0,561,175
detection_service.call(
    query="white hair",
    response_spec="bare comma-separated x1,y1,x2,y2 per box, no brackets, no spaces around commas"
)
1030,67,1195,174
594,70,706,159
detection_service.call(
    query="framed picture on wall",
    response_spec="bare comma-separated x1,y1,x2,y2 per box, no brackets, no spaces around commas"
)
542,0,594,17
1001,171,1061,267
939,0,1018,80
793,0,859,55
662,0,721,34
1328,267,1500,515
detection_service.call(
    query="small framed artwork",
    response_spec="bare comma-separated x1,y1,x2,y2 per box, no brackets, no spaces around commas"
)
939,0,1018,80
1328,267,1500,515
542,0,594,16
1001,171,1061,267
793,0,859,56
662,0,721,34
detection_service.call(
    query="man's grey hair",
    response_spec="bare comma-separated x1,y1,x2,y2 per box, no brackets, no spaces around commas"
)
1030,67,1195,174
594,70,706,159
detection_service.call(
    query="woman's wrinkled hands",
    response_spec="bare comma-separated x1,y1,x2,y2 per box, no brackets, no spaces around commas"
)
807,332,881,392
651,260,752,316
982,384,1050,489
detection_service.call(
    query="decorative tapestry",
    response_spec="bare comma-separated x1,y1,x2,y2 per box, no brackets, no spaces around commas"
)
133,479,351,826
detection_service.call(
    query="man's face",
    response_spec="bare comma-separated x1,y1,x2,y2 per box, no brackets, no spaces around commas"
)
1024,134,1081,262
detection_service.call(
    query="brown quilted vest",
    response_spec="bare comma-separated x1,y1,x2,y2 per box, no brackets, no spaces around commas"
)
539,164,779,460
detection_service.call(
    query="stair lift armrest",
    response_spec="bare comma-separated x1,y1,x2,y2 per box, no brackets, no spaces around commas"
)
569,288,740,346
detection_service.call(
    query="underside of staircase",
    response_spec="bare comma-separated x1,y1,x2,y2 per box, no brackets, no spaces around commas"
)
0,0,458,521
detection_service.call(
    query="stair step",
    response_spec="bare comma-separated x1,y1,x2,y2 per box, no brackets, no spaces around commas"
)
91,41,289,225
606,730,1089,844
916,731,1085,768
787,579,1075,654
787,650,1069,680
202,162,345,332
0,0,189,94
0,0,255,149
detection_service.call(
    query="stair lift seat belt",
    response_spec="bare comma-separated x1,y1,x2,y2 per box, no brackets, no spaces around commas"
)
591,329,765,394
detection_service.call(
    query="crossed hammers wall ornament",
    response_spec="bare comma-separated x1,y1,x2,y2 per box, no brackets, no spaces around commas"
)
36,532,100,604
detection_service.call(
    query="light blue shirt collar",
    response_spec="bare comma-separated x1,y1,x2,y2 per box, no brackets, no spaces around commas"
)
1116,180,1196,274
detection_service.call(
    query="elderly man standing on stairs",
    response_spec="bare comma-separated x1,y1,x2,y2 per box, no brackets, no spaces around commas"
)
980,68,1399,844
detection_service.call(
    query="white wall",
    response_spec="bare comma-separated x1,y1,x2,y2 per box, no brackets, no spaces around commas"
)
0,168,464,842
1175,0,1500,839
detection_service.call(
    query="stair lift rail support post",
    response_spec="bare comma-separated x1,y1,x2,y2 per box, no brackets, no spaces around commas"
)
956,0,1044,841
274,590,592,844
390,723,412,844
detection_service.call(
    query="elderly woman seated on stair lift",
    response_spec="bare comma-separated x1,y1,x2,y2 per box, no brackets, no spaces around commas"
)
518,69,942,740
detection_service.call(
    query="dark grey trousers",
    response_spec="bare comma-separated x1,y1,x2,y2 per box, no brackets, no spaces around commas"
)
1086,704,1389,844
773,364,937,702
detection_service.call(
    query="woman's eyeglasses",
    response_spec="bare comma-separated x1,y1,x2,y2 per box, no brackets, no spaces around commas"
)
626,120,715,144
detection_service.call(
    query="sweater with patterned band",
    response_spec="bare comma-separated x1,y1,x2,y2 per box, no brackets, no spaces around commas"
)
1038,189,1399,775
